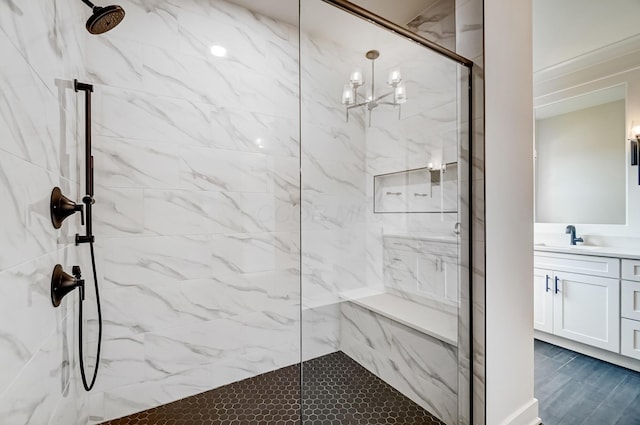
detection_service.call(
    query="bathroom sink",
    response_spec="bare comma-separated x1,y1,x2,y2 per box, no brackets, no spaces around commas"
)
535,243,600,251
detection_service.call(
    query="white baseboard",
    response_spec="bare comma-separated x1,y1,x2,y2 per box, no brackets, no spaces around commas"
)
498,398,541,425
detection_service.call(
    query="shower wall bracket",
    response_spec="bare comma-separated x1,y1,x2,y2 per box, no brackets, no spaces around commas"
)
74,79,96,246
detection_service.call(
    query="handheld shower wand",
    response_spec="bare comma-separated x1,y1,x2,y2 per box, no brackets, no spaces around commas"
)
49,79,103,392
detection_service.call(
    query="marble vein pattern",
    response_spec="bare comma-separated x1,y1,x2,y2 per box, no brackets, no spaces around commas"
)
341,302,458,425
407,0,457,51
299,6,471,425
0,0,91,422
1,0,482,424
2,0,303,423
82,0,303,421
454,0,486,422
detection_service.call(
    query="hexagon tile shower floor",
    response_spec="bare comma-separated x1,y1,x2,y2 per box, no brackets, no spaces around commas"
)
99,352,445,425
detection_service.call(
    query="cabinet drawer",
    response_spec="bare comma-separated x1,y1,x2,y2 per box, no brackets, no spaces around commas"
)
622,280,640,321
621,318,640,361
534,253,620,278
622,259,640,282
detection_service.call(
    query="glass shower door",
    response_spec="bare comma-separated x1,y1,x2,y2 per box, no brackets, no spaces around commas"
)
299,1,472,424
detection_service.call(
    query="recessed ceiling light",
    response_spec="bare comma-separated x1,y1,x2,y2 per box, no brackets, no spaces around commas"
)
210,45,227,57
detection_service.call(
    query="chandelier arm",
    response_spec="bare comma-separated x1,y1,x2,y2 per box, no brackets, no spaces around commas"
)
375,91,395,102
347,102,369,109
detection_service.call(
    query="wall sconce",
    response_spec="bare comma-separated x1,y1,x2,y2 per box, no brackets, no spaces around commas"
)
630,124,640,185
631,125,640,166
341,50,407,127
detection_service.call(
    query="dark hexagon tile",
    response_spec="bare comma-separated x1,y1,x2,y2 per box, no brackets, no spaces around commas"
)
100,352,444,425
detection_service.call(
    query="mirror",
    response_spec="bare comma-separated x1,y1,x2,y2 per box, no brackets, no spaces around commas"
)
533,0,640,232
534,85,627,224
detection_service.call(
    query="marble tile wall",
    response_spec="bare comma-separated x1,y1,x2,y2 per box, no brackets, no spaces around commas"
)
455,0,485,423
340,302,459,425
82,0,301,422
299,6,474,425
2,0,302,423
0,0,484,424
299,0,463,365
407,1,484,423
0,0,90,424
407,0,457,52
299,18,369,362
300,0,461,395
363,48,462,297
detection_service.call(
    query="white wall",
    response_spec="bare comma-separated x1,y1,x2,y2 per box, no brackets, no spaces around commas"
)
485,0,539,424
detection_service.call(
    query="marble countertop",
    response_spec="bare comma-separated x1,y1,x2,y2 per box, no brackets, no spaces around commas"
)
534,244,640,260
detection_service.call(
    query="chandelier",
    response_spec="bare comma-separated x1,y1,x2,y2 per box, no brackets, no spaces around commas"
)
341,50,407,127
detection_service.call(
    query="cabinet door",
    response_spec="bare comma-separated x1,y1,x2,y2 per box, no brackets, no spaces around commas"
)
384,248,418,294
442,256,458,304
533,268,554,333
553,272,620,352
417,253,445,299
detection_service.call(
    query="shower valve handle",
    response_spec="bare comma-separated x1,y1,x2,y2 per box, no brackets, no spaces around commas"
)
51,264,85,306
77,204,85,226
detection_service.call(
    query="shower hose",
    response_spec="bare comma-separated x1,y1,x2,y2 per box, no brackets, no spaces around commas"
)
77,241,103,391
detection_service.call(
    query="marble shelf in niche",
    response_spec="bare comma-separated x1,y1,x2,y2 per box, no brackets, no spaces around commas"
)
373,163,458,213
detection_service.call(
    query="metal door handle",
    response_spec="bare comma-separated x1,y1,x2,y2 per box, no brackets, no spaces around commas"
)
554,276,559,294
545,275,550,292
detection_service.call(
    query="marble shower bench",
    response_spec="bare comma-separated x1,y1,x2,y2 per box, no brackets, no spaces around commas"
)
339,290,459,425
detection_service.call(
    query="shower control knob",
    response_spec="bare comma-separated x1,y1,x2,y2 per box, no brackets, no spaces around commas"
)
50,187,84,229
51,264,85,307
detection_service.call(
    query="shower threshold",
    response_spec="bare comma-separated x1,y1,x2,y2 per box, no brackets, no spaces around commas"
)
99,351,445,425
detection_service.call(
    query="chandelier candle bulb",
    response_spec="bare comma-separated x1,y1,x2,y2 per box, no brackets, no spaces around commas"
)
350,69,363,86
394,83,407,104
342,84,354,105
388,69,402,85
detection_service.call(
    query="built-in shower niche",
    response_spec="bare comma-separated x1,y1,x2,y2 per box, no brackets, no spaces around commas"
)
373,163,458,213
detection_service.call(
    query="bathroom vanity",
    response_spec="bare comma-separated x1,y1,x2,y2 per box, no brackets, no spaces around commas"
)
534,245,640,369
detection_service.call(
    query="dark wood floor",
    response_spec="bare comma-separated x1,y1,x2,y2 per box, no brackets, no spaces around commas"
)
535,339,640,425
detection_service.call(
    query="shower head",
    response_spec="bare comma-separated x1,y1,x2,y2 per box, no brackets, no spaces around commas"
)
80,0,125,34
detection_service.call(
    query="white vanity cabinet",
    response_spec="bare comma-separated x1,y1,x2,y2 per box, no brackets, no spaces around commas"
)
383,236,458,305
533,268,553,333
534,252,621,352
621,259,640,360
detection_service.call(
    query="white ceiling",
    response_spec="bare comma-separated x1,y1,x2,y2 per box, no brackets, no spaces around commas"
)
227,0,433,27
533,0,640,71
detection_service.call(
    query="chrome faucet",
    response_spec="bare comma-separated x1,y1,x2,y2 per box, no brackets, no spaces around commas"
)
565,225,584,245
